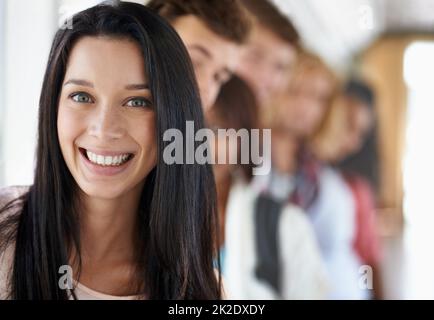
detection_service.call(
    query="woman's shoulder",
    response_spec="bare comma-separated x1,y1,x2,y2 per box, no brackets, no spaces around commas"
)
0,185,30,216
0,185,29,300
0,185,30,204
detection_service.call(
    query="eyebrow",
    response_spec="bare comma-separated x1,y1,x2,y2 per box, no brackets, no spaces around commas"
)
124,83,149,90
63,79,94,88
63,79,149,90
189,45,234,80
188,44,213,59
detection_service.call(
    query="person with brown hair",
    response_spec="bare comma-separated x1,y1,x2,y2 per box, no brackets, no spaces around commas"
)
273,51,339,141
207,75,328,299
312,78,384,299
270,51,368,299
147,0,251,110
237,0,300,109
206,75,259,249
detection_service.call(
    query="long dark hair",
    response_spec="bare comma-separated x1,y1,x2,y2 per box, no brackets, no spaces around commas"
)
0,2,220,299
211,75,259,181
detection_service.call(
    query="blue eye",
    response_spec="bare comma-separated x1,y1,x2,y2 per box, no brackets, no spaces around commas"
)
125,97,151,108
70,92,93,103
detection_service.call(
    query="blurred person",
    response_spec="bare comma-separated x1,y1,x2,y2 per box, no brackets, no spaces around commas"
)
236,0,300,110
0,3,221,300
147,0,250,110
271,51,366,299
208,76,328,299
338,80,380,193
206,76,257,245
272,51,337,212
312,78,383,299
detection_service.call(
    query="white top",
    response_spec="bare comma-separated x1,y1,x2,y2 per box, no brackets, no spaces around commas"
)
71,281,143,300
307,167,367,299
223,180,329,299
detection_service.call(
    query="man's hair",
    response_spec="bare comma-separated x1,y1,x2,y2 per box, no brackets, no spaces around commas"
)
147,0,250,44
241,0,299,46
344,78,376,110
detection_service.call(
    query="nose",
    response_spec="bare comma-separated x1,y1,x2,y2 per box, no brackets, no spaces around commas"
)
88,103,124,141
206,82,219,110
199,81,219,111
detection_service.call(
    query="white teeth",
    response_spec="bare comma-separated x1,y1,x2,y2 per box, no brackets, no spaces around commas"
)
97,155,104,165
85,150,131,166
104,156,112,165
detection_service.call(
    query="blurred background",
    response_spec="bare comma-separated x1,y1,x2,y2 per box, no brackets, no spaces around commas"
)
1,0,434,299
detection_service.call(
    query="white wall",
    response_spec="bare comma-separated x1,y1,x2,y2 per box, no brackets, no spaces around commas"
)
0,0,5,186
273,0,383,73
2,0,57,187
1,0,104,188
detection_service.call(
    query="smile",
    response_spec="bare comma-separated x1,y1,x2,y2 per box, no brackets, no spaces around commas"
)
79,147,134,167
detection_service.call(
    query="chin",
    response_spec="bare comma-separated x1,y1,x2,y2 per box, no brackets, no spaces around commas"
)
78,181,131,200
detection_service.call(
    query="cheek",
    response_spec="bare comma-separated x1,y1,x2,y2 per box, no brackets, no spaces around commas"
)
304,102,324,123
287,98,305,118
237,61,259,89
194,66,216,108
273,74,287,91
131,116,158,167
57,105,85,157
314,104,327,121
193,64,207,88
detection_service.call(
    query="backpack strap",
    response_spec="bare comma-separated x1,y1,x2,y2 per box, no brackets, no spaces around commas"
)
254,193,283,296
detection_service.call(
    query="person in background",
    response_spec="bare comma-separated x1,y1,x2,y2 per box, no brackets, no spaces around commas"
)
338,79,380,193
147,0,251,110
272,50,366,299
311,78,383,299
218,0,328,299
206,75,259,253
208,76,328,299
236,0,300,111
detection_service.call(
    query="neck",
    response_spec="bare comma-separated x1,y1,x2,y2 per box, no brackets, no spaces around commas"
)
77,183,144,264
271,128,299,174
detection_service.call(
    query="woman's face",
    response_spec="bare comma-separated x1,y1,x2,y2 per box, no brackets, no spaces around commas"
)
276,70,332,138
57,36,157,200
339,98,374,157
173,15,240,110
236,23,297,108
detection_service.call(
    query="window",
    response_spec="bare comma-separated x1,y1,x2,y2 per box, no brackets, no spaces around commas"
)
402,41,434,298
403,41,434,228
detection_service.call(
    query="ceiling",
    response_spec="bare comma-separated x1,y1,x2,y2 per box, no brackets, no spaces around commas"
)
58,0,434,72
273,0,434,72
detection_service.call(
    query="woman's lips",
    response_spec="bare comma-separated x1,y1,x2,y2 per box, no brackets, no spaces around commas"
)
78,147,135,177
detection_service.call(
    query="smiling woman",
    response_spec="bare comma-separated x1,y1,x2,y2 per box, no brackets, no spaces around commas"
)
0,2,220,300
58,37,157,201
